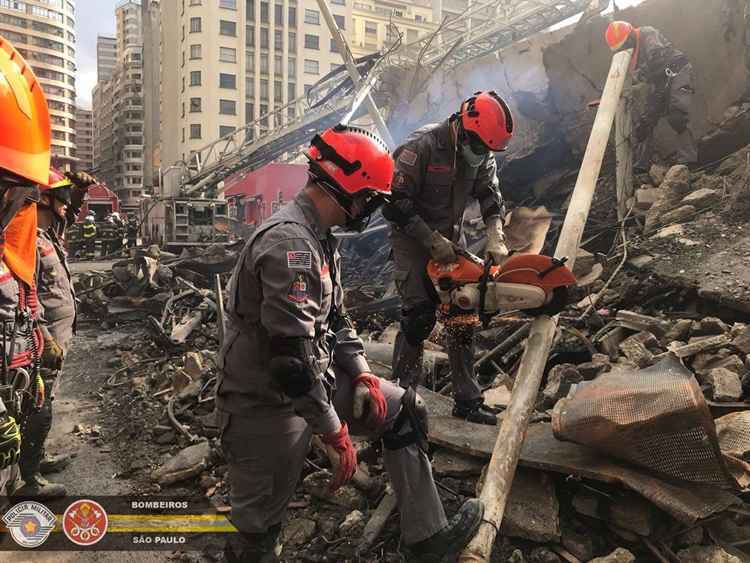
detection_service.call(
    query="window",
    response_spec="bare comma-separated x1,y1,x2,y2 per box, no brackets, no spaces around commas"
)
274,29,282,49
288,82,296,98
220,0,236,8
330,38,338,52
220,47,237,62
246,0,254,21
181,51,185,66
304,34,319,50
274,55,282,74
182,77,185,92
246,51,255,71
260,53,269,73
288,57,296,76
415,14,425,23
288,31,296,48
246,76,255,97
331,0,345,4
190,70,201,85
190,0,201,4
304,59,319,74
190,97,202,112
190,124,201,139
190,17,201,32
288,6,296,26
220,99,237,115
246,25,255,46
260,79,268,99
190,44,201,59
220,73,237,89
181,102,185,117
260,27,268,48
274,3,282,24
220,20,237,36
365,21,377,35
304,84,313,95
260,1,268,22
274,80,282,102
304,9,319,25
333,14,345,29
220,125,236,137
245,102,254,123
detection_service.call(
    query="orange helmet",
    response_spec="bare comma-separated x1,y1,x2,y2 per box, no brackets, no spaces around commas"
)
460,91,514,152
605,21,634,51
41,167,73,204
305,124,393,231
0,34,51,185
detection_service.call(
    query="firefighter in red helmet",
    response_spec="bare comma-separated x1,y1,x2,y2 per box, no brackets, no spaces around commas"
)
605,20,697,170
382,91,514,426
216,125,483,562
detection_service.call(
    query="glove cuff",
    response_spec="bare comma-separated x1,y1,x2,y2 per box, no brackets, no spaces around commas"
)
321,422,350,449
352,373,380,389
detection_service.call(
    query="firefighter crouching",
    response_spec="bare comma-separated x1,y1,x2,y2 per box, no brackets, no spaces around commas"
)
216,125,484,561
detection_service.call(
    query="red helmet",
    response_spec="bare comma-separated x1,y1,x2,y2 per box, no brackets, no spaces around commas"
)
305,124,393,197
605,21,634,51
460,91,514,152
0,34,51,185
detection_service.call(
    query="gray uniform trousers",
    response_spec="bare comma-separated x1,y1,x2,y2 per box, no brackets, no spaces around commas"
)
634,63,697,171
391,237,482,404
219,368,447,546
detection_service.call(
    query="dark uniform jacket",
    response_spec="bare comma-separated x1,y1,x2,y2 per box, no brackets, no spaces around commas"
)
387,119,505,253
216,192,370,434
634,26,689,86
36,229,76,355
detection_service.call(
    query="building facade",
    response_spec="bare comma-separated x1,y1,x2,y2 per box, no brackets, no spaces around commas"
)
96,34,116,81
350,0,436,58
0,0,78,164
74,106,93,171
92,0,145,210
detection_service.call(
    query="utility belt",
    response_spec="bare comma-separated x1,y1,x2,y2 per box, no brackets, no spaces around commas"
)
1,317,41,418
0,366,34,419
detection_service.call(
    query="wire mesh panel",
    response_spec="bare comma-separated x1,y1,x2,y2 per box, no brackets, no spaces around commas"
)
552,355,737,488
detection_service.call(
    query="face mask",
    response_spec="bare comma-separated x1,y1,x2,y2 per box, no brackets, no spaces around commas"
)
461,143,486,168
344,193,385,233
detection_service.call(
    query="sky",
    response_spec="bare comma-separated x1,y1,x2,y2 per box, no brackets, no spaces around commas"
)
73,0,647,109
76,0,118,109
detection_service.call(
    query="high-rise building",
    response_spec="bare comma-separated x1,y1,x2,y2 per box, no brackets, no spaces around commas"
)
93,0,145,210
155,0,439,181
96,35,117,81
0,0,78,164
74,107,94,171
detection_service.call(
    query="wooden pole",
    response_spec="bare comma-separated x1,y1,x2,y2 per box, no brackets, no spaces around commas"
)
615,70,634,221
458,48,633,563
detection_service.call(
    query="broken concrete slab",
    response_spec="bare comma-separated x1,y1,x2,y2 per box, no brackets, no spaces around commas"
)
577,353,612,380
541,364,582,408
500,469,560,543
694,317,730,337
652,223,685,239
302,470,366,510
615,310,671,337
661,334,732,359
661,204,697,226
732,325,750,355
660,165,692,199
281,517,317,547
589,547,636,563
707,368,743,402
618,333,656,368
528,547,562,563
635,186,660,209
682,187,719,209
649,164,668,186
572,489,658,536
431,449,485,477
151,440,211,486
627,254,655,269
339,510,365,534
665,319,694,343
598,327,628,361
676,546,742,563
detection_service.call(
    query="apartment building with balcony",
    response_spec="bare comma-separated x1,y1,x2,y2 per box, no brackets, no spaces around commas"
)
74,106,93,171
0,0,78,164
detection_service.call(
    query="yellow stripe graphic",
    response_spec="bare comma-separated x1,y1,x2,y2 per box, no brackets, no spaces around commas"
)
1,514,239,534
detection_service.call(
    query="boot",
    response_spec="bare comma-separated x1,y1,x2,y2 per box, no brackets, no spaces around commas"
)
13,473,67,498
40,453,71,475
223,525,282,563
452,399,498,426
406,499,484,562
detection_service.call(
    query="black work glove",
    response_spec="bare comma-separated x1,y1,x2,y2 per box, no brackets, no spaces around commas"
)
65,171,97,189
0,415,21,470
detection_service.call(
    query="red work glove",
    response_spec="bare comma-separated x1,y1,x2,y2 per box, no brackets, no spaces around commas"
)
320,423,357,493
352,373,387,432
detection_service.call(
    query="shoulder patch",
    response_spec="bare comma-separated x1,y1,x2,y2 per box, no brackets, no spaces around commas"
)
398,149,418,167
287,250,312,270
287,272,309,303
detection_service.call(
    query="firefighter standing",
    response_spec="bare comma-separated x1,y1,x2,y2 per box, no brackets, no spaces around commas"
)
82,213,97,259
126,213,138,248
216,125,483,562
382,91,514,426
15,168,95,497
605,21,697,171
0,34,54,494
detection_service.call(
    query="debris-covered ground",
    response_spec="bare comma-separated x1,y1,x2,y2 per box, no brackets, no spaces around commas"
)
57,140,750,563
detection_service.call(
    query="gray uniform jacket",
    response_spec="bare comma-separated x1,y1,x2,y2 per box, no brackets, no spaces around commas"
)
389,119,505,251
633,26,689,86
0,261,41,373
36,229,76,355
216,192,370,435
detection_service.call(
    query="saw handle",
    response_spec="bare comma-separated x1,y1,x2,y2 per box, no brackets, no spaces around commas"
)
537,256,568,279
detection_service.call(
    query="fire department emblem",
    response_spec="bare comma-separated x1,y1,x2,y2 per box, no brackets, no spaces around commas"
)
3,501,56,548
287,272,309,303
62,499,108,546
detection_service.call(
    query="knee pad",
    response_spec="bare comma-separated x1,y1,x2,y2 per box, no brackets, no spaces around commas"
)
401,302,436,346
382,387,429,453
